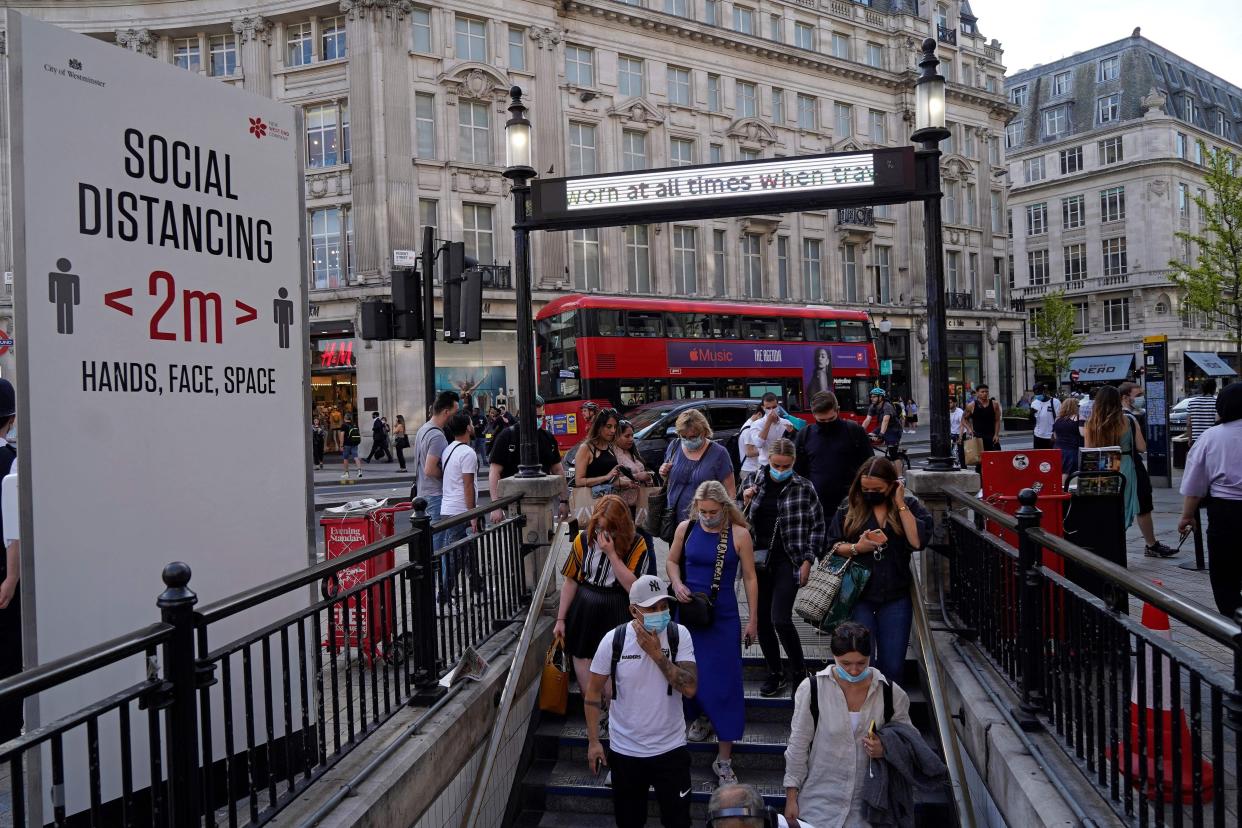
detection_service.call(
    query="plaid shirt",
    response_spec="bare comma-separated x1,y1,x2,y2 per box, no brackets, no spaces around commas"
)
746,469,827,565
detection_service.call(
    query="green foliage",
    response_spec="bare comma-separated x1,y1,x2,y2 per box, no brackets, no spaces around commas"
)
1169,144,1242,356
1003,407,1032,419
1027,290,1085,383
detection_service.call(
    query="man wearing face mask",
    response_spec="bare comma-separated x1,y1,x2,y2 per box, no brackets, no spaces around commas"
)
586,575,698,828
793,392,873,516
0,378,21,742
1120,381,1175,557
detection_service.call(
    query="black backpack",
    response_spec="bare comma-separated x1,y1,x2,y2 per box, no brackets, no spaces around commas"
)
609,621,679,700
809,674,893,733
344,425,361,446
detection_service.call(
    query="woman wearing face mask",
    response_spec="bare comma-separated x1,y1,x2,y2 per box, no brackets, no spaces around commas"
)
555,495,652,712
658,409,736,525
666,480,759,787
783,622,912,828
742,439,826,697
825,458,934,683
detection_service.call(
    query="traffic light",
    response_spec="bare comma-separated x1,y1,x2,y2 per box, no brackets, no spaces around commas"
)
440,242,483,343
391,268,423,340
455,266,483,343
441,242,465,343
360,300,393,341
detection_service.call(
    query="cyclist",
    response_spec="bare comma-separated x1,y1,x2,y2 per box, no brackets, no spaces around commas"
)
861,388,905,473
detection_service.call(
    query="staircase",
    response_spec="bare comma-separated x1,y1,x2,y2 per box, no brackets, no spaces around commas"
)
510,647,954,826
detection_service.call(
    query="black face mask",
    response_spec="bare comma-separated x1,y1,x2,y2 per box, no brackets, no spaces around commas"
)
816,419,838,432
862,491,888,506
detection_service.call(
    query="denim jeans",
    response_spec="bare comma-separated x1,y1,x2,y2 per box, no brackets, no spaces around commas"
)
437,521,482,603
421,494,444,547
850,594,913,684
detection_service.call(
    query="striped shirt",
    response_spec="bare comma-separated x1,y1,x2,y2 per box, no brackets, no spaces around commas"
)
561,531,650,588
1187,394,1218,442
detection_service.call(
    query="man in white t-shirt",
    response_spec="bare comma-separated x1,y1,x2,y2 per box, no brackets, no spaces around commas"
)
438,411,480,612
949,397,965,466
587,575,697,828
1030,383,1060,450
737,407,765,484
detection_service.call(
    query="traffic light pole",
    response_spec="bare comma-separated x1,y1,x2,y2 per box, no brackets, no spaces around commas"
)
421,225,436,419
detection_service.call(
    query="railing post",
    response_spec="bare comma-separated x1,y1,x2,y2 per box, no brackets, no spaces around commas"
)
1013,488,1045,731
409,498,446,705
157,562,202,825
1227,607,1242,782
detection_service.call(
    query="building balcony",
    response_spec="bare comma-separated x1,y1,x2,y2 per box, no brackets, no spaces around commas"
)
478,264,512,290
945,291,974,311
1012,270,1176,300
937,25,957,46
837,207,875,228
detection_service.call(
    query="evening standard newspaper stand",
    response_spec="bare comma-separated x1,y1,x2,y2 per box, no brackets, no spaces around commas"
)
320,501,413,664
1064,447,1128,612
981,450,1068,575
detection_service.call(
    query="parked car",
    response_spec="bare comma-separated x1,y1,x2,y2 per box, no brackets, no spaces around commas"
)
1169,397,1191,436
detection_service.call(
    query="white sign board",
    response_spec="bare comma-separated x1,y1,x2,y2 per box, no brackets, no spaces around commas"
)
8,11,312,815
393,248,418,267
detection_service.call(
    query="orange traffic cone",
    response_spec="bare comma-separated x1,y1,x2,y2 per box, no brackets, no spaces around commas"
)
1113,584,1214,804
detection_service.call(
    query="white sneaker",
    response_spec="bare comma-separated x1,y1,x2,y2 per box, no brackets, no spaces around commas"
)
712,757,737,786
356,469,363,479
687,715,714,742
604,770,612,787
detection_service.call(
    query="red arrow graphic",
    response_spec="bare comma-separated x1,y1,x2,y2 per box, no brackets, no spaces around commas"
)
235,300,258,325
104,288,134,315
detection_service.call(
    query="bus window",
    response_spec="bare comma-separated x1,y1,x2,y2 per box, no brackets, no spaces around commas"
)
740,316,780,340
840,320,870,342
812,319,841,342
682,313,712,337
538,310,578,399
713,315,740,339
720,380,748,399
627,311,664,338
597,309,624,337
664,313,687,338
781,318,807,341
748,383,782,398
674,382,714,400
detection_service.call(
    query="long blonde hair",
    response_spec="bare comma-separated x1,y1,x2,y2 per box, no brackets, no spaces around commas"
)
687,480,746,527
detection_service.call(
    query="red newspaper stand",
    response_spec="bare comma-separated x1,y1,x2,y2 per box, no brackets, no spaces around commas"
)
320,502,413,665
981,450,1068,574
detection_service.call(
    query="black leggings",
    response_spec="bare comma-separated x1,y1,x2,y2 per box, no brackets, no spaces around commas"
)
757,552,805,679
1206,498,1242,619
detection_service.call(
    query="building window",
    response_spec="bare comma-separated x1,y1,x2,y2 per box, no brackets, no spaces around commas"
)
209,35,237,77
1102,237,1127,277
568,122,597,175
508,26,526,70
1027,249,1049,286
573,228,601,291
173,38,200,72
623,129,648,171
665,0,688,16
740,147,761,161
1097,55,1120,82
1104,297,1130,331
769,14,784,42
964,182,977,226
943,122,957,156
740,233,760,297
1198,188,1208,223
462,203,494,264
1023,156,1046,183
458,100,492,164
797,94,817,130
1183,96,1198,124
565,45,594,86
944,180,959,224
1064,243,1087,283
968,252,980,293
624,225,652,293
935,3,950,29
705,0,720,27
1100,186,1125,222
875,245,892,303
419,199,438,248
994,256,1006,303
1175,132,1188,159
1097,136,1123,165
310,207,348,289
287,23,312,67
1010,85,1028,106
1072,302,1089,334
1062,194,1085,229
1096,93,1120,124
707,74,722,112
802,238,823,301
1194,140,1205,165
1059,146,1083,175
834,102,853,137
794,21,814,50
415,93,436,159
322,16,347,60
989,135,1000,165
1005,120,1022,148
673,226,698,294
842,244,859,302
668,67,691,106
1026,203,1047,236
964,127,976,158
412,7,432,52
772,88,785,122
306,102,350,167
831,32,850,60
1043,105,1069,137
991,191,1004,233
865,42,884,69
1052,70,1072,97
776,236,790,299
869,109,887,144
737,81,757,118
617,56,644,97
1178,182,1191,217
455,16,487,61
733,5,756,35
710,143,723,164
713,229,727,296
670,137,694,167
945,250,960,292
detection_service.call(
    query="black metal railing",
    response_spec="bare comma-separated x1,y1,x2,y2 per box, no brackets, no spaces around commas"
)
945,291,974,310
476,264,512,289
0,494,529,827
939,487,1242,825
937,24,957,45
837,206,875,227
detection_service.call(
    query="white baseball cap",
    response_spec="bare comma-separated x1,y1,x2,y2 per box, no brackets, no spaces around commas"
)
629,575,670,608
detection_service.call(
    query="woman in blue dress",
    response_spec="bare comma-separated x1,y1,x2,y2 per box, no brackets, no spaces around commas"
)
666,480,759,787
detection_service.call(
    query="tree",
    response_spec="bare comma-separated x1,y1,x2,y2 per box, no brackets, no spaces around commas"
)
1169,144,1242,360
1028,290,1085,387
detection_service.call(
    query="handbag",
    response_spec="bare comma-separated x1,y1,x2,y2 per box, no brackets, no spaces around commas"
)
395,433,410,449
751,518,778,574
678,527,729,629
538,637,570,715
815,557,871,635
963,436,985,466
795,552,856,626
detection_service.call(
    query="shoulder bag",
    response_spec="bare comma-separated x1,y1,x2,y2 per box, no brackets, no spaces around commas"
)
751,518,776,574
678,526,728,629
794,549,870,631
646,442,680,543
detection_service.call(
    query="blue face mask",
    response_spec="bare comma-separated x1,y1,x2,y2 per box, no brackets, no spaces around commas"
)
1036,394,1047,402
681,436,705,451
641,609,671,634
835,665,871,683
769,467,793,482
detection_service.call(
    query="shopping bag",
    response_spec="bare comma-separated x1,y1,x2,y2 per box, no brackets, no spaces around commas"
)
963,436,984,467
538,638,569,715
816,561,872,636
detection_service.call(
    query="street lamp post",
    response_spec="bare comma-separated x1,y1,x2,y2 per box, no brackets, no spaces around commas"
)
878,315,893,394
910,38,955,472
504,86,543,478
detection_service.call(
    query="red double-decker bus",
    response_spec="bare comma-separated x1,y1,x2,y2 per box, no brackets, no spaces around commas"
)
536,294,879,450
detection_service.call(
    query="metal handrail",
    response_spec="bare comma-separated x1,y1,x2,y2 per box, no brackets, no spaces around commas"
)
942,485,1017,530
0,622,170,702
460,521,570,828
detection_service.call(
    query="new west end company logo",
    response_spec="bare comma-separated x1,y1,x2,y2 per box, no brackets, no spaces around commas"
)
248,116,291,142
248,117,268,139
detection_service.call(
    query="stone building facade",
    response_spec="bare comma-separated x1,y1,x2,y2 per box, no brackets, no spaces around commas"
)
1,0,1023,424
1004,31,1242,396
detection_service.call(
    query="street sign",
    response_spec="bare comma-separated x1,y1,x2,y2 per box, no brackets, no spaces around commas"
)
7,12,311,815
0,329,13,356
880,359,893,376
393,248,418,267
1143,336,1172,487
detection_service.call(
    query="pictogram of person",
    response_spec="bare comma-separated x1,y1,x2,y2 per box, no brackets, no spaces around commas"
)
274,287,294,349
49,258,80,335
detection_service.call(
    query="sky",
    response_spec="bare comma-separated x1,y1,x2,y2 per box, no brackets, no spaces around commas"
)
971,0,1238,87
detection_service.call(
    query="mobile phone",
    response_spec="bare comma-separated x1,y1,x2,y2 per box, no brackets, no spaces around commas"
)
868,719,877,736
594,757,603,774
